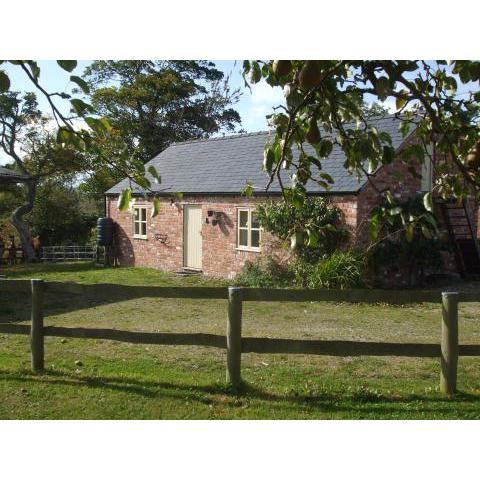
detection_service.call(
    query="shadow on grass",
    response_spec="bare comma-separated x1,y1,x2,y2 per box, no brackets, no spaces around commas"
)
1,262,227,322
1,367,479,417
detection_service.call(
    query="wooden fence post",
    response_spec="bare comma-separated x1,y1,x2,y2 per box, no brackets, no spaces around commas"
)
440,291,459,395
226,286,243,388
31,279,45,372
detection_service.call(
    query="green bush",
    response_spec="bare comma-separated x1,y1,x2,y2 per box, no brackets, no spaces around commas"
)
294,251,365,289
233,256,294,288
369,237,448,287
234,251,364,290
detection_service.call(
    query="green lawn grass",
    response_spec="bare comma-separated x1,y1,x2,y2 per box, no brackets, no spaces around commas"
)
1,261,480,419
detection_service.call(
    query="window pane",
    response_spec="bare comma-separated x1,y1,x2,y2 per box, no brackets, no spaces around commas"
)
141,222,147,236
239,210,248,228
141,208,147,221
251,229,260,248
239,229,248,246
134,209,140,221
251,212,260,229
134,222,139,235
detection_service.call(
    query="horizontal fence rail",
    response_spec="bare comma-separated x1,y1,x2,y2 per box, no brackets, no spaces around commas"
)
41,246,96,262
1,279,479,395
4,279,480,303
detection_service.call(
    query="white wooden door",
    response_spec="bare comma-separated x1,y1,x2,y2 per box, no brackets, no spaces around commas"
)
184,205,203,270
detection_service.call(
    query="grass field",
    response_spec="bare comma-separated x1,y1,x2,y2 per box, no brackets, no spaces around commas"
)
1,261,480,419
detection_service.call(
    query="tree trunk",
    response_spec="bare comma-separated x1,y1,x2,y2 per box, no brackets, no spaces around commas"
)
10,179,37,261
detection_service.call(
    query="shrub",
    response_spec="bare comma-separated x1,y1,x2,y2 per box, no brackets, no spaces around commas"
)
367,193,448,287
234,251,364,290
369,237,448,287
233,256,294,288
294,251,365,289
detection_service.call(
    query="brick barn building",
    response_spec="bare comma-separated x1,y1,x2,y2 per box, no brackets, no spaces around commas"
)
105,115,479,279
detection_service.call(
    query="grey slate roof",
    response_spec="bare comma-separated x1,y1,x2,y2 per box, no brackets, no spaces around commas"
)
0,166,29,182
106,114,412,196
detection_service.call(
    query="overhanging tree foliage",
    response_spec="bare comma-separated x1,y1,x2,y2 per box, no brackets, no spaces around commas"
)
256,197,347,261
243,60,480,246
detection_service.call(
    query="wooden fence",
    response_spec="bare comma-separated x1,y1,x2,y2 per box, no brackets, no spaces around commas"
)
1,279,480,394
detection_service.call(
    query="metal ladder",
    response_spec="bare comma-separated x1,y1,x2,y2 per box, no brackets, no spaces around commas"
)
438,198,480,278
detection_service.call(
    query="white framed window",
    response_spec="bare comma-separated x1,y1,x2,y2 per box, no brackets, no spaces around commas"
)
237,208,261,251
133,206,148,239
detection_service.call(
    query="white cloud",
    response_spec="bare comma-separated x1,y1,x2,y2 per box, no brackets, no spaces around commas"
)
239,80,285,132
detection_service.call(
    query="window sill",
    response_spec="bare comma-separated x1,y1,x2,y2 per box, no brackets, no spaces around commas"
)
133,236,148,240
235,247,261,253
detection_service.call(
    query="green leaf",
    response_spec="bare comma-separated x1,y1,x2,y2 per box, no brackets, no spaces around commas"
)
368,212,381,240
423,192,433,212
173,192,184,200
57,60,77,72
243,182,254,197
286,89,303,110
319,172,334,184
0,70,10,92
369,222,379,240
317,140,333,158
117,188,132,212
306,228,319,248
384,190,394,205
70,75,90,94
382,145,395,164
249,61,262,83
263,147,275,172
399,120,410,138
405,223,414,242
151,197,161,218
26,61,40,80
85,116,109,134
375,76,390,100
56,127,73,144
395,96,407,110
133,175,151,189
291,189,305,209
147,165,161,184
421,224,432,239
70,98,94,115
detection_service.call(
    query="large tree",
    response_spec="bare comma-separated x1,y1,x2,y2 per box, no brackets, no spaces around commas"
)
28,174,99,246
0,61,169,222
0,91,86,259
83,60,242,163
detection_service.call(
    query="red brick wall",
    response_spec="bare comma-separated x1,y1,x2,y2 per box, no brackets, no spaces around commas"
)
356,154,423,242
106,194,358,278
